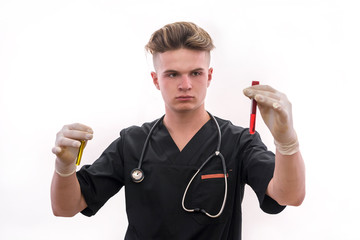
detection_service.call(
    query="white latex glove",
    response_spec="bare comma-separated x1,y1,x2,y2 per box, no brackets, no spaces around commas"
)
243,84,299,155
52,123,93,176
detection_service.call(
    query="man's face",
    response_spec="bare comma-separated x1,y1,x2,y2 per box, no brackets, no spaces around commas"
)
151,48,213,114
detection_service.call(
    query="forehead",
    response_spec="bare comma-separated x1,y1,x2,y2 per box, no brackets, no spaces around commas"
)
153,49,210,72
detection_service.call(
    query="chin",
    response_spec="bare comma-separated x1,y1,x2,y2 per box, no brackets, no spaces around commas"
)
172,105,203,114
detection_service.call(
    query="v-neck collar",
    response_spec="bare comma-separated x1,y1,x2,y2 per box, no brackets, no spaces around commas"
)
154,118,217,166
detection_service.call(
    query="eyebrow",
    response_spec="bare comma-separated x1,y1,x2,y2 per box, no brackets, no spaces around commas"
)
162,69,178,74
162,68,205,74
191,68,205,72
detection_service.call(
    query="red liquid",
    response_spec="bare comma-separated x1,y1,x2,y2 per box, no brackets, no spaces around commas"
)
250,113,256,134
249,81,259,134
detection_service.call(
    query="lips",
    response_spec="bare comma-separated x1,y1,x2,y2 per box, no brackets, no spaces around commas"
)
176,95,194,101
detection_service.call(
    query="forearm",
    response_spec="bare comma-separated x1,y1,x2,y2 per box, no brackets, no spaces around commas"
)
243,84,305,206
51,170,87,217
267,150,306,206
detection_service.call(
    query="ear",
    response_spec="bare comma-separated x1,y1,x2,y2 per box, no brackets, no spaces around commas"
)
207,67,213,87
151,71,160,90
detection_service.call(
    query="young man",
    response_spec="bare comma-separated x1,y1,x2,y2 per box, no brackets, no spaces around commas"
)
51,22,305,239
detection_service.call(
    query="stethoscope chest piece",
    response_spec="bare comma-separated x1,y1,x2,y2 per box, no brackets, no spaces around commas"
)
131,168,144,183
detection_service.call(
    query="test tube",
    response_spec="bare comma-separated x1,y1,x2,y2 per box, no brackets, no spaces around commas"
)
76,140,85,166
249,81,260,134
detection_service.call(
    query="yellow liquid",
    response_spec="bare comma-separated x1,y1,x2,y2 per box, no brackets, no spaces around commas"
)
76,140,85,166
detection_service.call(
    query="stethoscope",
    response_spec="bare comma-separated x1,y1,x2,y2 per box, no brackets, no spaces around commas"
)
130,112,228,218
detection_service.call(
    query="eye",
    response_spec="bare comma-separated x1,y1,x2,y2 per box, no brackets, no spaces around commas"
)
192,71,202,76
166,72,177,78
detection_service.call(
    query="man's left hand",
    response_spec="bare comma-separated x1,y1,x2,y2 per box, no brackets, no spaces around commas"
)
243,84,299,155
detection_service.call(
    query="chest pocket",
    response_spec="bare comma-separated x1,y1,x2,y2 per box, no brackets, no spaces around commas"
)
184,169,229,225
182,150,231,225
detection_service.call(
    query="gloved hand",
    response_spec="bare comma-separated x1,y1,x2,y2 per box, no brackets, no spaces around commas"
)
243,84,299,155
52,123,93,177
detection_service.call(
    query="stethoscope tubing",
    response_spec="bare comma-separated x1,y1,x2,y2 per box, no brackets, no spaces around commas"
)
137,116,165,169
131,112,228,218
130,116,164,183
181,150,228,218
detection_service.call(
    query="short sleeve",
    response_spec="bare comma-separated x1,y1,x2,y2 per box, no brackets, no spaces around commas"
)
76,137,125,216
240,131,286,214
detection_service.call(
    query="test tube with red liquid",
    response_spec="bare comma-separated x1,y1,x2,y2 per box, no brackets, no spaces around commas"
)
249,81,259,134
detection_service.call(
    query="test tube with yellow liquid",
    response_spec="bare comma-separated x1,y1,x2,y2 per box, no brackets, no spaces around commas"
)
76,140,85,166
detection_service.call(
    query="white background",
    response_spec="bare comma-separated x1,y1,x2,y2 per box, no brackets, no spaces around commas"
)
1,0,359,239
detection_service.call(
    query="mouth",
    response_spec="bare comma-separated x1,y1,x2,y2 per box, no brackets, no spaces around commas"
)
176,95,194,101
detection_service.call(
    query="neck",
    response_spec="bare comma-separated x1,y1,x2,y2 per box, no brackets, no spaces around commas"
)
163,108,210,134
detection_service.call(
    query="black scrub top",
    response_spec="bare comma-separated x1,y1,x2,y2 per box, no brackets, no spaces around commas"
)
76,116,285,240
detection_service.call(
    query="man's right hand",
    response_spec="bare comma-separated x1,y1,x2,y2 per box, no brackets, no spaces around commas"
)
52,123,93,176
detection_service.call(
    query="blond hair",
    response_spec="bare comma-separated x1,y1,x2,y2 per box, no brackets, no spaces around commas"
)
145,22,215,54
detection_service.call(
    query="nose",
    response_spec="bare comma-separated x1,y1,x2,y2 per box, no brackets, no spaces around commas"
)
178,75,192,91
